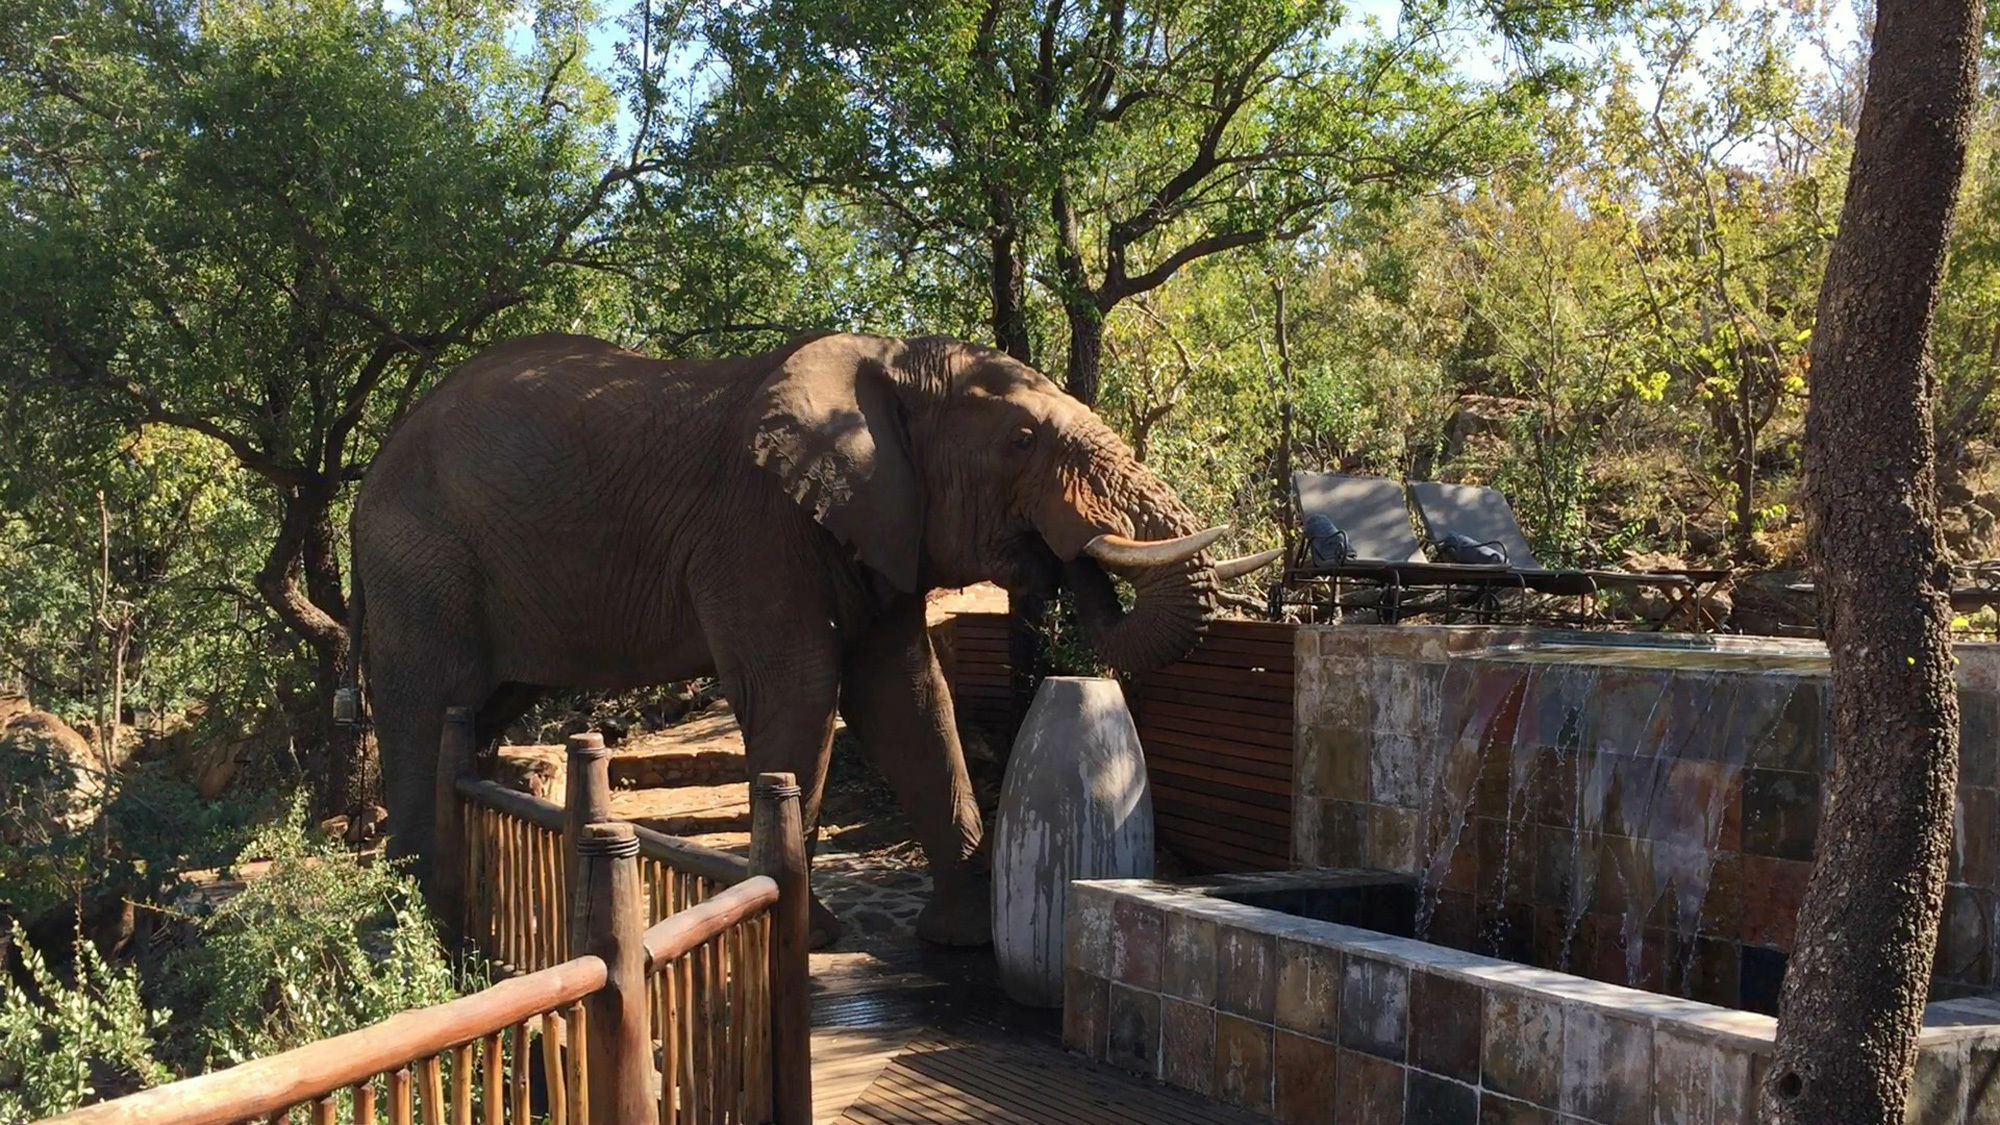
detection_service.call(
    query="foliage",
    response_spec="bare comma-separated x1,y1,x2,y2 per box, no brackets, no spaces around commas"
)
0,0,651,810
0,921,170,1118
160,796,471,1071
2,752,261,929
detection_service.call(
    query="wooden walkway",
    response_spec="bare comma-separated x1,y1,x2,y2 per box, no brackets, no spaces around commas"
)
806,947,1260,1125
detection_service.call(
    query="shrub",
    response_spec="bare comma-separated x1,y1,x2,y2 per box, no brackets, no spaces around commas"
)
161,795,474,1072
0,920,170,1118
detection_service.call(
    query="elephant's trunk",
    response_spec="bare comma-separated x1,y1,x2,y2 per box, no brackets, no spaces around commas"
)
1064,553,1217,672
1035,431,1220,671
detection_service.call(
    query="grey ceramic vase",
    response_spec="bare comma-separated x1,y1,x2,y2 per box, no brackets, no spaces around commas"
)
991,675,1155,1007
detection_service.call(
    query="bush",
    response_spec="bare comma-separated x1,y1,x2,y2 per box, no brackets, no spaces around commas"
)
0,920,170,1118
160,795,474,1072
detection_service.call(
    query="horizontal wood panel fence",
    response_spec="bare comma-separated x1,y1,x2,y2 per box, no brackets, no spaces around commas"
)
939,612,1299,873
41,718,812,1125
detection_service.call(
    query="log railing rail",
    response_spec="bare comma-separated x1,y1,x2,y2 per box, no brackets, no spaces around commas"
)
38,711,814,1125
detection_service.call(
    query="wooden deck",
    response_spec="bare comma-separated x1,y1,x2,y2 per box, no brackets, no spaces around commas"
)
830,1034,1266,1125
807,947,1261,1125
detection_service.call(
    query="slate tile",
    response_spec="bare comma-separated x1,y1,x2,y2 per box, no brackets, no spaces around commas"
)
1218,925,1278,1021
1410,969,1483,1083
1275,937,1340,1040
1216,1012,1274,1114
1322,800,1368,866
1740,855,1810,949
1967,1041,2000,1125
1739,946,1787,1017
1109,899,1164,991
1954,784,1999,890
1106,983,1161,1076
1478,1093,1555,1125
1339,953,1410,1062
1560,1007,1652,1125
1163,911,1218,1005
1408,1068,1480,1125
1274,1029,1340,1125
1371,803,1423,874
1652,1026,1753,1125
1963,692,1999,787
1907,1041,1966,1125
1740,769,1820,861
1336,1047,1405,1125
1161,996,1215,1096
1062,969,1106,1060
1316,722,1372,801
1483,990,1564,1108
1938,884,1995,989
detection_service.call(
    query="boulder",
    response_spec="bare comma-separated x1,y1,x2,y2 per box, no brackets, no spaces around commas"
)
1729,570,1819,636
1,706,104,847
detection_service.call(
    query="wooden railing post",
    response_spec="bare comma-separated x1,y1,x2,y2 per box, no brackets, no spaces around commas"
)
564,731,611,934
432,706,478,942
750,771,813,1125
576,820,651,1125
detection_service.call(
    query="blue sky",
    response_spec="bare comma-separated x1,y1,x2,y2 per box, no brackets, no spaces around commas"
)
540,0,1860,165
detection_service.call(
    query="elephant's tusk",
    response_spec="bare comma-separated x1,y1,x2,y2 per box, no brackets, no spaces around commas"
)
1082,524,1230,570
1212,548,1284,580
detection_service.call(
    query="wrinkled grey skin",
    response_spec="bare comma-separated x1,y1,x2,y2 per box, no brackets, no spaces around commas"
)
351,332,1219,946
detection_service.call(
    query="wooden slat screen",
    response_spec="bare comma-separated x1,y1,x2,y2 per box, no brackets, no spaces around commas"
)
1129,619,1296,872
932,612,1015,734
935,612,1297,874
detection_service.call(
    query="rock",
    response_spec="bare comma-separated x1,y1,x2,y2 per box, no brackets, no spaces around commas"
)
1729,570,1817,636
1,707,104,847
0,689,29,726
991,676,1154,1008
493,745,565,799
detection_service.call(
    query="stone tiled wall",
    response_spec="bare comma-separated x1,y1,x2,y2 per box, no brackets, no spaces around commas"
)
1293,627,2000,1009
1065,877,2000,1125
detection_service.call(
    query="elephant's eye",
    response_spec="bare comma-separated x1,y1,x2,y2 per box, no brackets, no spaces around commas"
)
1010,427,1036,451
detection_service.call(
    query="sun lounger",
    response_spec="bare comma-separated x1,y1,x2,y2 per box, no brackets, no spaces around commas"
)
1407,481,1727,613
1281,472,1522,620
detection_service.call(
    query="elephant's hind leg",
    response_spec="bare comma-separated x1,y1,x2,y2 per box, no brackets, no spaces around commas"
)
358,531,495,883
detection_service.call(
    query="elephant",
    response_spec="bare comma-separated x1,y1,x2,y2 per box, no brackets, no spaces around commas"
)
349,331,1278,947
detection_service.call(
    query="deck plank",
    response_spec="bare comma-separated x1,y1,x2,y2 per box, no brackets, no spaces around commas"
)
828,1034,1267,1125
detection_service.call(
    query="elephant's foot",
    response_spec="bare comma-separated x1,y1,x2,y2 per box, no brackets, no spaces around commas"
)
808,894,843,950
916,870,993,948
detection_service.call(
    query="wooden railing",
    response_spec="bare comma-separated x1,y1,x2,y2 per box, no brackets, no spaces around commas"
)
39,711,814,1125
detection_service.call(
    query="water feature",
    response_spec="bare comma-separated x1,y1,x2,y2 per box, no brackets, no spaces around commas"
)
1297,626,2000,1012
1059,626,2000,1123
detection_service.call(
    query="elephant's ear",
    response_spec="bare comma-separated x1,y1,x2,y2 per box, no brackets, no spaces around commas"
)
749,335,924,592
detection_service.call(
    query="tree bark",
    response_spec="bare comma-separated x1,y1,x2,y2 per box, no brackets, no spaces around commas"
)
1063,302,1104,408
988,190,1033,365
1764,1,1981,1121
257,485,370,822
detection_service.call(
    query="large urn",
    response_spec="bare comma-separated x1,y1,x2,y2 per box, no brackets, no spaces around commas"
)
991,675,1155,1007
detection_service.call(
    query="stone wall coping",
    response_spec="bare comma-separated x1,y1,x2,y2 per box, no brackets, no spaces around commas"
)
1076,876,2000,1056
1296,622,2000,690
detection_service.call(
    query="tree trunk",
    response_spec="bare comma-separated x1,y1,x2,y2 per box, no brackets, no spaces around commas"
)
988,191,1033,365
1764,1,1980,1121
1064,302,1104,409
1734,372,1757,558
258,486,371,823
1273,279,1296,567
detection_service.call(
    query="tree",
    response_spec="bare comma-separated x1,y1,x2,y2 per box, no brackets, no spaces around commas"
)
1764,0,1981,1119
699,0,1600,404
0,0,657,815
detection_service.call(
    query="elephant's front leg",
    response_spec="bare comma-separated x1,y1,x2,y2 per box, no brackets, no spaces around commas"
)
712,636,847,950
839,595,990,947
